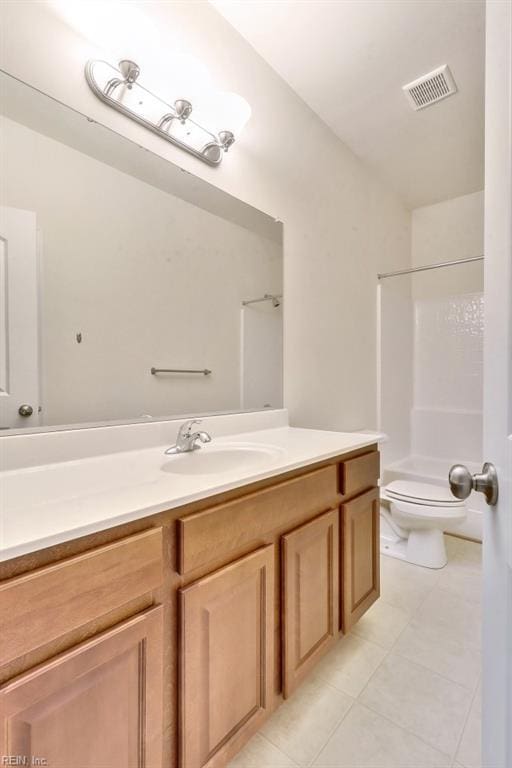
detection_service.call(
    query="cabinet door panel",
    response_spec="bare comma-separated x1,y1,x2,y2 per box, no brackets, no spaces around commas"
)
341,488,380,632
0,607,163,768
339,451,380,498
282,509,339,697
179,546,274,768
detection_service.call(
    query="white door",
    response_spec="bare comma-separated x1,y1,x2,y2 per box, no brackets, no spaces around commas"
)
481,3,511,766
0,206,39,429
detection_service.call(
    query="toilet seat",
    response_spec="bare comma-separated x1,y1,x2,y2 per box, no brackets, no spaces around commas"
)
381,479,467,569
389,497,467,520
383,480,465,508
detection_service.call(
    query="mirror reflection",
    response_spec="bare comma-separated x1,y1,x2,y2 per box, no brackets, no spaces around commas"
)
0,74,283,431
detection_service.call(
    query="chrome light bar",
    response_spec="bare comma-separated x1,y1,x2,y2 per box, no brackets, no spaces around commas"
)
85,59,236,166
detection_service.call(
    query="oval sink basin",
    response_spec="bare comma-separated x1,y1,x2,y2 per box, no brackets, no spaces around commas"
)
161,442,285,476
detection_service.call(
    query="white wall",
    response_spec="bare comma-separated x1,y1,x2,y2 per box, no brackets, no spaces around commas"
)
411,190,484,299
0,0,411,432
1,116,282,425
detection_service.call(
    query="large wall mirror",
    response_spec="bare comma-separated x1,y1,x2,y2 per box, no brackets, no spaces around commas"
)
0,73,283,433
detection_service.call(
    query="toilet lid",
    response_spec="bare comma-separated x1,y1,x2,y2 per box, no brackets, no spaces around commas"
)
384,480,464,506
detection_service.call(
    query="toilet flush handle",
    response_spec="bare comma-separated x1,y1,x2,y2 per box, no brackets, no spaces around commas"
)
449,462,499,506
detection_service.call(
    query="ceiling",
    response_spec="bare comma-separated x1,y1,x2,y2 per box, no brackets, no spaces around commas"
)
211,0,485,210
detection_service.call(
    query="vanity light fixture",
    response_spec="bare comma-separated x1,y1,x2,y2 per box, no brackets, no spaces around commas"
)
85,58,251,166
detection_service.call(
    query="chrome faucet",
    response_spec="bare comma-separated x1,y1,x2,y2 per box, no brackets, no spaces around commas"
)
165,419,212,454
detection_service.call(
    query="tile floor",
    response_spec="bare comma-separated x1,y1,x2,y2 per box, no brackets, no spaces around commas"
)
229,536,482,768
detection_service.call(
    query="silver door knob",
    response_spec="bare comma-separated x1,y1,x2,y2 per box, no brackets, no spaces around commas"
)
449,462,499,506
18,404,34,417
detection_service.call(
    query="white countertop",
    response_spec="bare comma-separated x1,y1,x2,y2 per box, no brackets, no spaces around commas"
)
0,425,383,562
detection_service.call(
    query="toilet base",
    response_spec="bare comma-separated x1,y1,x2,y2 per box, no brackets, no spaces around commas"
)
406,528,447,569
380,508,448,569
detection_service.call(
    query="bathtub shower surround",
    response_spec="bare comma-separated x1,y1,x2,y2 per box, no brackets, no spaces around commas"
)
380,288,484,467
381,289,485,540
379,191,484,541
412,291,484,462
408,190,484,471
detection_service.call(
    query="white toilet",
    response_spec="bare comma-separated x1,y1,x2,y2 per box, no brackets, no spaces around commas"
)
380,480,467,569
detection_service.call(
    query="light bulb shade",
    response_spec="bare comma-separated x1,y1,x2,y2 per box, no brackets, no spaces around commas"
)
167,53,213,104
214,92,252,138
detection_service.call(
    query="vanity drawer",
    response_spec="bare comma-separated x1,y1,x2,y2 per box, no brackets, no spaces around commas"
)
177,465,339,575
0,528,163,666
339,450,380,498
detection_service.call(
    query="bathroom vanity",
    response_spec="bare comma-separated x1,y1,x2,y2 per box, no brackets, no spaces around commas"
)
0,426,380,768
0,70,381,768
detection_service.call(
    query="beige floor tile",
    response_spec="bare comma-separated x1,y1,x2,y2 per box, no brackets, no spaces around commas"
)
411,588,481,650
314,634,387,698
380,556,436,614
445,535,464,559
260,673,353,767
452,539,482,571
456,686,482,768
313,703,451,768
359,654,472,756
227,734,298,768
437,561,482,606
393,620,481,690
351,599,410,649
381,553,443,587
438,570,482,610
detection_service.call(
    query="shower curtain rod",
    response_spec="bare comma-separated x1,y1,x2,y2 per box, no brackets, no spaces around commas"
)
377,255,484,280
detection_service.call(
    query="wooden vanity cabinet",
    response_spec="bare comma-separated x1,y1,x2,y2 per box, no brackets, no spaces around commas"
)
179,546,275,768
0,445,380,768
0,529,165,768
281,509,339,697
0,606,164,768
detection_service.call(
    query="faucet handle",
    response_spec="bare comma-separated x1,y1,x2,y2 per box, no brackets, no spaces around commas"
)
179,419,201,436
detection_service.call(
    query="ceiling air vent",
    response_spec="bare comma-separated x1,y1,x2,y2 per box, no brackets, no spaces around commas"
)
402,65,457,110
